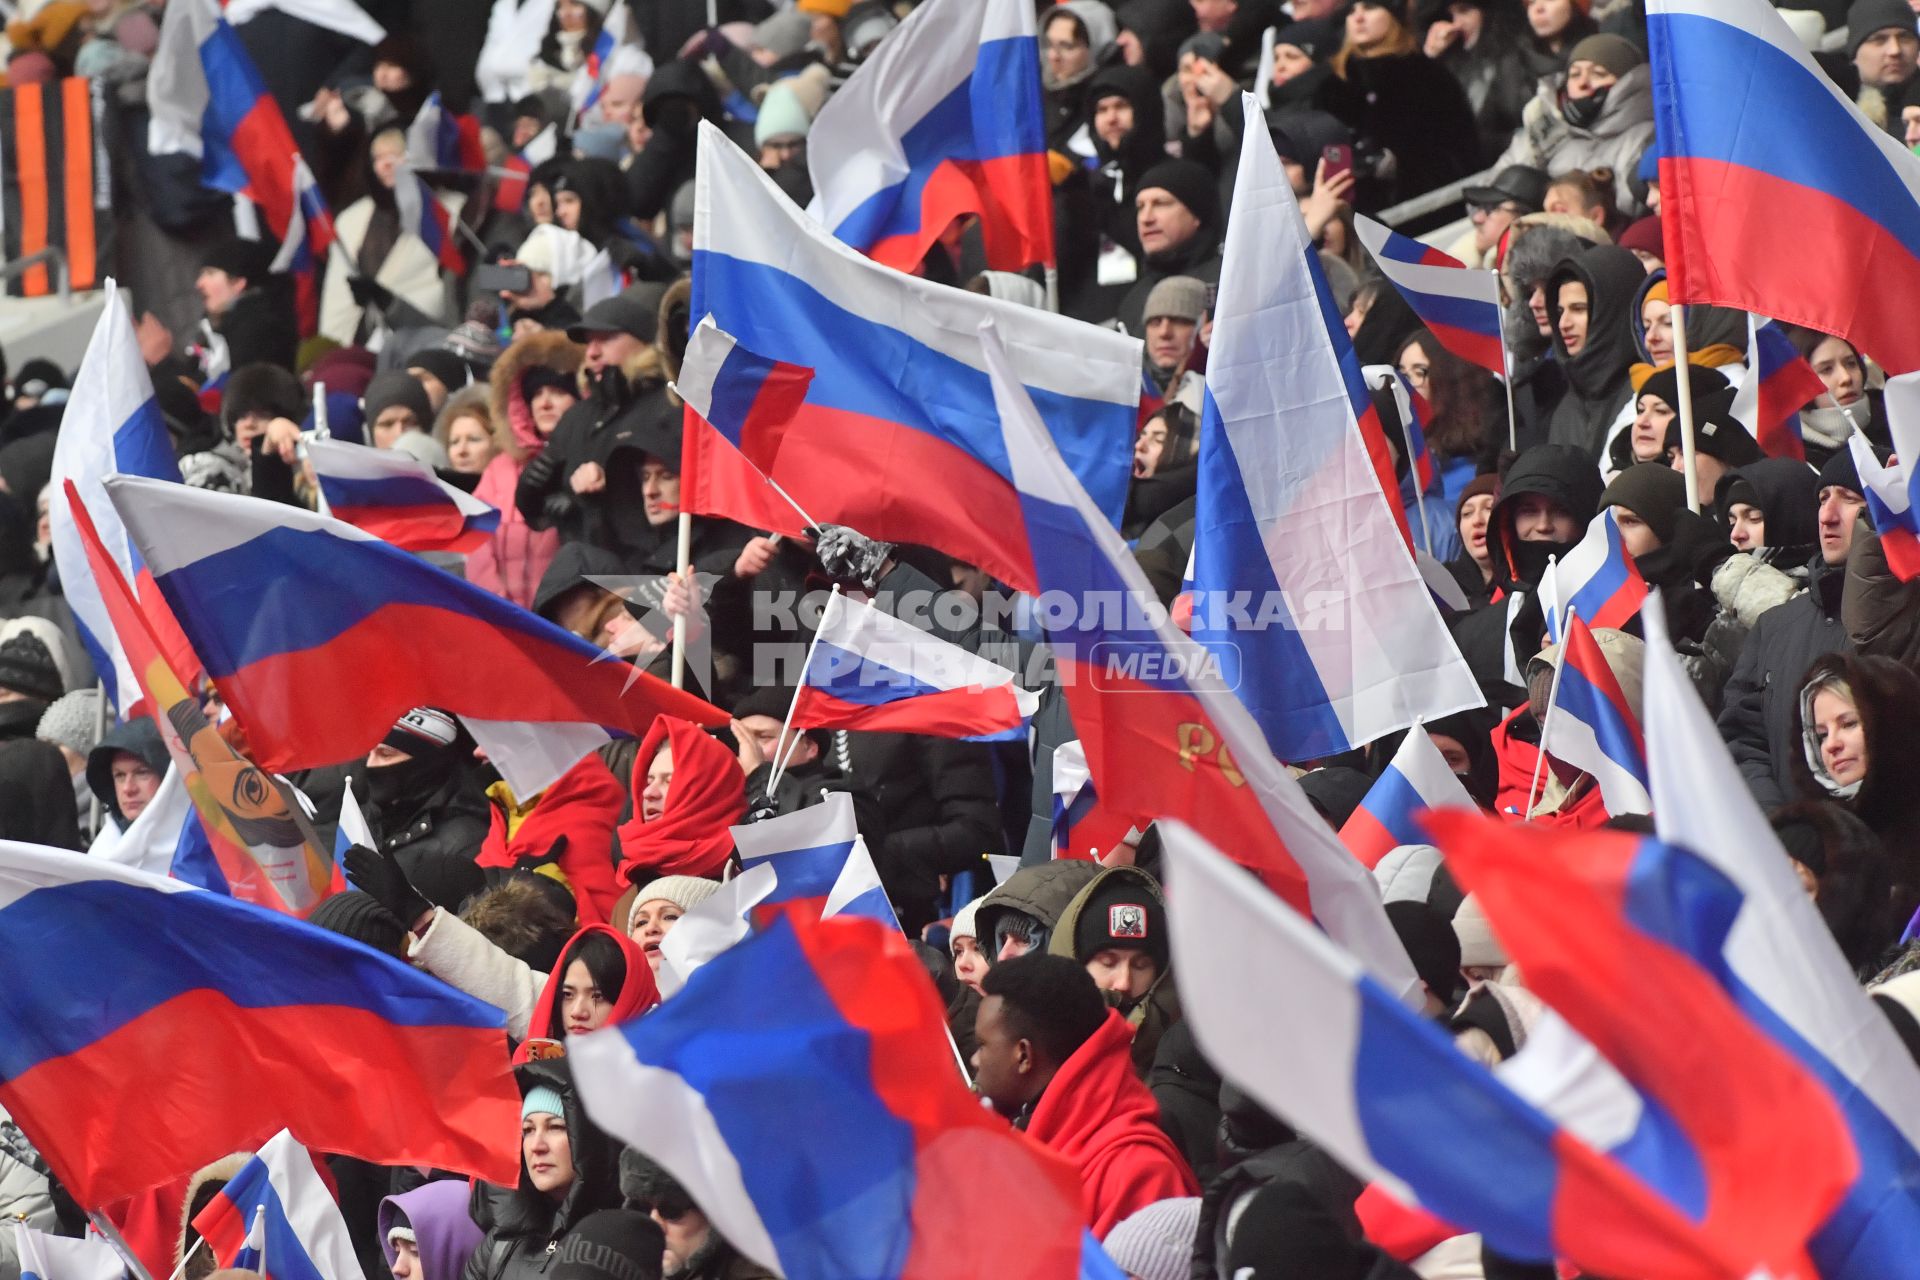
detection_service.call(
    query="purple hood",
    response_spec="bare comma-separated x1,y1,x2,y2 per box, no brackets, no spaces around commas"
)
377,1180,484,1280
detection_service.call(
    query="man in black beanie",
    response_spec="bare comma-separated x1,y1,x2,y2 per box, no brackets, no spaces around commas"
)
1115,159,1224,337
196,237,298,373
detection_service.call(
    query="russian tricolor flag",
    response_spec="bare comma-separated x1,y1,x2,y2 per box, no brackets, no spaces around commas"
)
808,0,1052,273
1728,315,1826,461
1542,614,1652,815
693,124,1139,593
677,315,813,469
569,911,1119,1280
1190,93,1481,762
1339,726,1476,870
14,1223,123,1280
192,1131,359,1280
269,156,337,338
1049,738,1134,861
1651,0,1920,374
0,841,520,1208
308,438,500,554
1542,508,1649,643
1354,214,1506,376
733,794,899,930
793,590,1038,742
405,92,486,174
1849,370,1920,579
395,163,466,274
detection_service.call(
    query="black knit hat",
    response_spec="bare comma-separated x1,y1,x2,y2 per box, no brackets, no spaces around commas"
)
222,363,305,431
0,632,62,702
1385,899,1463,1008
307,890,407,959
1135,160,1221,228
200,236,275,283
1601,462,1689,545
550,1212,664,1280
1072,873,1169,971
1819,443,1889,496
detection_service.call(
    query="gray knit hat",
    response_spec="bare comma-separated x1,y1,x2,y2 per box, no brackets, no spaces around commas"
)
1103,1198,1200,1280
1142,276,1208,326
37,687,104,756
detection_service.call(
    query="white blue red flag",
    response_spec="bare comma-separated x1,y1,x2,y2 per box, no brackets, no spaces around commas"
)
192,1131,358,1280
676,315,813,469
308,438,500,553
1049,738,1133,861
0,841,520,1208
394,163,466,274
808,0,1052,273
1641,601,1920,1277
1650,0,1920,372
1728,315,1826,462
569,911,1121,1280
693,123,1138,591
1541,508,1648,643
1190,93,1480,761
268,155,336,336
1354,214,1505,375
793,591,1037,742
1541,615,1651,815
14,1223,124,1280
1849,371,1920,580
733,794,899,930
1339,725,1476,870
48,284,185,716
1162,819,1825,1280
406,92,486,174
987,318,1422,1000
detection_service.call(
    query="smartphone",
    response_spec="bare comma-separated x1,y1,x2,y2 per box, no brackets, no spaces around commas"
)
473,262,532,295
1321,143,1354,183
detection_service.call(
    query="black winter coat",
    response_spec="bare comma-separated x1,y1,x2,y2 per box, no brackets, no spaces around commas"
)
1320,52,1483,206
215,288,300,374
837,729,1003,933
0,699,79,848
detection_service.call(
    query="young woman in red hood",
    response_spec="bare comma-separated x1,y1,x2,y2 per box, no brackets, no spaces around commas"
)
517,923,659,1060
613,716,745,888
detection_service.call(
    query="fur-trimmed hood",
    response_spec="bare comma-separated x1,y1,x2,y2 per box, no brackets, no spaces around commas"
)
176,1152,252,1270
488,330,586,461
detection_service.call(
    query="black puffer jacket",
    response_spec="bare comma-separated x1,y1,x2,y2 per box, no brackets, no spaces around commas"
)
0,698,78,848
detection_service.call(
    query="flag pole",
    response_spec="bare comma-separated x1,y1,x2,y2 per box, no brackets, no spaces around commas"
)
89,677,108,833
768,586,839,793
1500,328,1519,452
87,1211,156,1280
158,1235,206,1280
669,510,693,689
1672,303,1702,514
1394,383,1434,556
1524,604,1577,819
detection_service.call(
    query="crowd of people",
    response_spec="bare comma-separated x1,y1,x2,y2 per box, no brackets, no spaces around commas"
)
4,0,1920,1274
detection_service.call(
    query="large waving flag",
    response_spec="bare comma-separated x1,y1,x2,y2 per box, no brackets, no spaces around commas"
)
1339,726,1477,870
733,794,900,929
1641,601,1920,1277
15,1223,124,1280
1160,820,1813,1280
1728,316,1826,461
1426,813,1859,1278
570,911,1115,1280
808,0,1051,273
1649,0,1920,372
147,0,302,233
1541,614,1652,816
308,438,500,553
1353,215,1505,375
48,285,184,715
0,840,519,1207
1849,370,1920,579
192,1131,358,1280
1541,507,1648,643
101,474,726,776
693,122,1138,593
987,320,1421,1000
1191,93,1480,761
794,590,1038,741
675,315,817,539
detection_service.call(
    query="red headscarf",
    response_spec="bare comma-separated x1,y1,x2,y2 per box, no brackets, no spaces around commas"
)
520,923,659,1057
614,716,745,884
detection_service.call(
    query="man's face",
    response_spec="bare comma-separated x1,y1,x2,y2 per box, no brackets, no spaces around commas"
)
196,268,246,317
738,713,817,767
598,74,646,124
1144,314,1197,371
1512,493,1577,543
552,585,626,646
1136,188,1201,257
372,405,422,449
1556,280,1590,355
970,995,1034,1116
1563,58,1619,101
641,457,680,526
584,330,644,373
1818,484,1867,563
1856,26,1919,88
1085,948,1158,1001
1904,104,1920,148
1093,93,1134,151
1470,200,1521,253
111,751,161,821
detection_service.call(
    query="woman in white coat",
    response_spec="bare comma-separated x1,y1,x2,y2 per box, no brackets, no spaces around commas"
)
321,129,458,346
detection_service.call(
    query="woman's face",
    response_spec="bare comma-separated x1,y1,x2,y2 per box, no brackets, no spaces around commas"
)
1728,501,1766,551
560,957,615,1035
1611,506,1661,558
1045,14,1092,82
1346,2,1398,48
557,0,589,30
641,743,673,822
1632,394,1676,462
1640,296,1673,365
629,898,685,972
1810,337,1864,408
1458,493,1495,568
952,935,988,993
530,383,577,436
522,1112,575,1198
1134,417,1169,478
1527,0,1572,40
1564,58,1618,101
445,415,496,474
1397,340,1433,396
527,185,554,226
371,137,406,190
1272,42,1314,84
1344,293,1373,337
555,190,583,232
1811,687,1868,787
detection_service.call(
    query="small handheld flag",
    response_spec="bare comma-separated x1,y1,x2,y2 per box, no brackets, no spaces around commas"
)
1354,214,1506,376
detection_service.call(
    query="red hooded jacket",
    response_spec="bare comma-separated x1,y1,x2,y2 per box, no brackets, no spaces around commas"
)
1490,704,1612,829
1024,1011,1199,1238
476,753,627,924
614,716,745,885
518,923,659,1061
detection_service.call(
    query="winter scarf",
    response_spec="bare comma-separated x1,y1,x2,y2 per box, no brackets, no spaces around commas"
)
522,924,659,1050
614,717,745,884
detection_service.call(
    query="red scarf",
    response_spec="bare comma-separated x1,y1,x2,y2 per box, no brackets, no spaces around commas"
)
614,716,745,884
519,923,659,1057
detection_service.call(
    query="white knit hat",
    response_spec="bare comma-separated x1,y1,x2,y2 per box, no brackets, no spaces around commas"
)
1453,893,1508,969
949,895,987,948
629,875,722,932
1103,1198,1200,1280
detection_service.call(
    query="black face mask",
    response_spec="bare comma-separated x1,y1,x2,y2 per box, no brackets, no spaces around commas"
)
366,751,457,814
1563,84,1611,128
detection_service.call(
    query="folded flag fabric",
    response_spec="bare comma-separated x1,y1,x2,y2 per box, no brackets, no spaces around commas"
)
1049,738,1133,861
793,590,1038,742
569,911,1096,1280
191,1130,360,1280
1849,372,1920,580
393,162,466,274
1728,315,1825,461
1339,725,1477,870
732,794,900,930
0,840,519,1207
676,315,814,469
1540,508,1648,643
1354,214,1505,375
1541,613,1652,816
405,92,485,174
15,1222,125,1280
308,438,500,553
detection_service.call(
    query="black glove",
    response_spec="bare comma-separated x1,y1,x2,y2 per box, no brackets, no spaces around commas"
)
343,842,431,926
814,523,895,590
346,276,395,310
521,450,558,493
541,491,578,525
519,835,569,871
